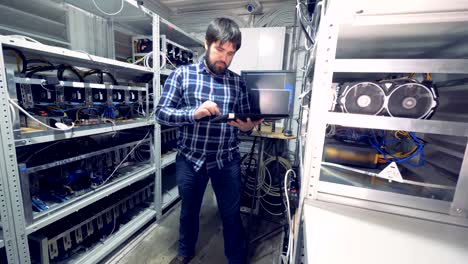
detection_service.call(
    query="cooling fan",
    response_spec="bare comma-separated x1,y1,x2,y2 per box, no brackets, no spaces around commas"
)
387,82,438,119
337,80,437,119
338,82,386,116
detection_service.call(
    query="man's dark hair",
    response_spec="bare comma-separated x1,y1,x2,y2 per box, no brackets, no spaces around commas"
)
205,18,242,51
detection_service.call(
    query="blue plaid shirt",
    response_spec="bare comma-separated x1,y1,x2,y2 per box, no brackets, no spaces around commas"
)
155,59,251,171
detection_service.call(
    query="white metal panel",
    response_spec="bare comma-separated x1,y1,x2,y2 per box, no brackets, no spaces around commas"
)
229,27,285,74
66,4,115,58
304,201,468,264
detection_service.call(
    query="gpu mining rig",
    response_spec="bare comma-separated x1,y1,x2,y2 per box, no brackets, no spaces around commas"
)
132,35,198,70
0,34,159,264
3,44,153,143
315,73,459,203
297,10,468,262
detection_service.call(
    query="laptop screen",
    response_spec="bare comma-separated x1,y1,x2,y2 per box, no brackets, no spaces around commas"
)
249,89,290,115
241,71,296,116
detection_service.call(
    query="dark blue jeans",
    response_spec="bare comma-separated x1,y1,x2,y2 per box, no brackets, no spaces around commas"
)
176,154,245,264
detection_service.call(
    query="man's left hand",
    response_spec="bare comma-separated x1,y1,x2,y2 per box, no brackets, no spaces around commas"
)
228,118,263,132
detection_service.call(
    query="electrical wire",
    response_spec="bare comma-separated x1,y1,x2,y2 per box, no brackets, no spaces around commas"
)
100,129,152,186
24,141,64,163
164,53,177,68
106,211,118,241
243,156,292,201
259,200,284,216
91,0,124,16
284,169,296,263
296,0,323,51
3,47,27,73
321,162,455,190
39,80,54,92
9,102,16,124
8,99,75,131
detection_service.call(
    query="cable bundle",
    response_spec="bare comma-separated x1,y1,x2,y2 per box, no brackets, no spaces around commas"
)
242,152,292,216
370,130,425,166
296,0,323,50
331,127,425,167
102,105,117,120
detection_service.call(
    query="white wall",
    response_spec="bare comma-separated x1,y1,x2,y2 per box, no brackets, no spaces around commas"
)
229,27,286,75
304,202,468,264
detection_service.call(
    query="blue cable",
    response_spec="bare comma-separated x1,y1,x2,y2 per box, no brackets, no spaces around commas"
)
368,130,425,166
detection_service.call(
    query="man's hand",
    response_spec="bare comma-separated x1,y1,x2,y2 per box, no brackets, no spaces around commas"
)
228,118,263,132
194,100,221,120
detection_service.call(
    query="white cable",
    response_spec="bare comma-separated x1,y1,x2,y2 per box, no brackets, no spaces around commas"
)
9,103,16,124
160,52,166,69
102,118,117,137
164,53,177,68
325,124,336,137
137,51,166,71
91,0,124,16
284,169,296,262
40,80,54,92
24,141,64,163
259,200,284,216
321,162,456,190
8,99,75,131
101,129,151,186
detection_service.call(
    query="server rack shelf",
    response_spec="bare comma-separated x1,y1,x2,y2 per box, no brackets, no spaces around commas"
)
0,30,155,264
0,0,204,262
297,0,468,262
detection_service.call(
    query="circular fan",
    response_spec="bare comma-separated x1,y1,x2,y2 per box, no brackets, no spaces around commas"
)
340,82,385,115
387,83,437,119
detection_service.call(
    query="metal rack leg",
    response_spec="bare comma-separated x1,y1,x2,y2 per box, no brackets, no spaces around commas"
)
245,137,265,262
0,46,31,263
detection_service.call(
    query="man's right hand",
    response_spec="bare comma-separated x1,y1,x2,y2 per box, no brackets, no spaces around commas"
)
194,100,221,120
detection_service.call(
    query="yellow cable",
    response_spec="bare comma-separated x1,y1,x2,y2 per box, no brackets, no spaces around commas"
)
64,185,74,194
426,73,432,81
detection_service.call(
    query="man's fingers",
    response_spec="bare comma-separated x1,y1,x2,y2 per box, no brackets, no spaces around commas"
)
205,106,216,115
253,119,264,125
202,102,220,116
228,121,241,128
207,105,220,115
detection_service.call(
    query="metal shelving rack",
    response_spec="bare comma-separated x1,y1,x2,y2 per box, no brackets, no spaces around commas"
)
0,35,157,263
0,0,204,263
296,0,468,262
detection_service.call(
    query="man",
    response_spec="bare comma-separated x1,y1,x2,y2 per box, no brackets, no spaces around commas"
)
155,18,262,264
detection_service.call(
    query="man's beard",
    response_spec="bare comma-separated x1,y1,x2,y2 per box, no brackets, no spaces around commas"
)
205,47,228,75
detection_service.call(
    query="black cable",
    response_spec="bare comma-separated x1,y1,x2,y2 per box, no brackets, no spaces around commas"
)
83,69,118,85
3,47,27,74
25,65,57,78
26,59,55,68
300,20,315,45
307,0,317,15
57,64,84,82
102,71,118,85
83,69,104,83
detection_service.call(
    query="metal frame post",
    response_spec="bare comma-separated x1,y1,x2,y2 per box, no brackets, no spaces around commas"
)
153,14,163,218
293,0,340,261
0,44,31,263
450,138,468,217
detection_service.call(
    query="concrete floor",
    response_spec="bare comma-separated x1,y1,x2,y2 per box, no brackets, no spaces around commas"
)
106,186,283,264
